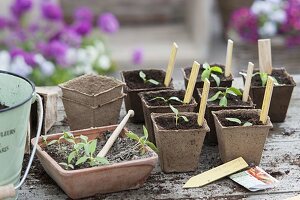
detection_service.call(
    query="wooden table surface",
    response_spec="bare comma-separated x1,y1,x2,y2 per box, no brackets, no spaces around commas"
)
18,76,300,200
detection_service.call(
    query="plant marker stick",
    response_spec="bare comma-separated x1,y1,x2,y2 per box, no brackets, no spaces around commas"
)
197,78,210,126
258,39,272,74
242,62,254,102
259,77,274,124
225,39,233,77
164,42,178,87
97,110,135,157
183,61,200,104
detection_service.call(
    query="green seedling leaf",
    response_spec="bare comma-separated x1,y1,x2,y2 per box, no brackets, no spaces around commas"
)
149,97,166,102
68,151,77,163
143,125,149,140
59,162,68,169
260,72,268,86
181,115,189,122
75,156,88,165
211,73,220,86
208,91,222,102
74,143,84,151
84,144,90,156
227,87,242,96
145,141,159,153
211,66,223,73
201,69,211,81
243,122,253,127
65,138,75,144
47,140,58,146
202,63,210,69
148,79,159,85
168,96,183,103
226,117,242,124
95,157,109,165
270,76,280,86
239,72,247,77
219,96,228,107
139,71,146,81
68,164,74,169
126,131,140,141
89,140,97,155
169,104,179,115
42,135,48,142
80,135,88,143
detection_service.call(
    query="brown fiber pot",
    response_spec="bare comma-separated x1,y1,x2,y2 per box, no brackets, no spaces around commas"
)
139,90,197,145
182,64,233,105
121,69,173,123
212,109,272,165
31,125,158,199
59,74,125,107
62,94,125,130
198,87,255,145
151,112,210,173
242,68,296,122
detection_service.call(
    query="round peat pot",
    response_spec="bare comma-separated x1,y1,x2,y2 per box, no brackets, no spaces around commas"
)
0,71,43,200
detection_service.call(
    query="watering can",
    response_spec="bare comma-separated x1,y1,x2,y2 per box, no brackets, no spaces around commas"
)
0,70,43,199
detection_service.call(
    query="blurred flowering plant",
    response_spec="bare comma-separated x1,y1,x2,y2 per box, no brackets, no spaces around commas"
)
0,0,119,85
228,0,300,46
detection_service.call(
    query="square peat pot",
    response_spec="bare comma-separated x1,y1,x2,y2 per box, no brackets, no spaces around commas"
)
62,94,125,130
198,87,255,145
212,109,272,165
121,69,173,123
182,64,233,104
59,74,125,107
151,112,210,173
139,89,197,144
242,68,296,122
31,125,158,199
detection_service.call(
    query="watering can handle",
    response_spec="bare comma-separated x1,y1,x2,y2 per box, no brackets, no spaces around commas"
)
0,94,43,199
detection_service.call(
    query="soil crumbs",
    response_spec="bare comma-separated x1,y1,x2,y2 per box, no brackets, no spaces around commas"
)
251,69,293,86
217,112,263,127
0,103,8,110
123,70,166,89
143,90,185,106
45,131,153,170
155,114,201,130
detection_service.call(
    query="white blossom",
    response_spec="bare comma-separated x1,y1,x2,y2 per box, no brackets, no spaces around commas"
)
251,1,274,15
10,56,32,77
0,51,11,71
269,10,286,23
259,21,277,37
40,61,55,76
97,55,111,70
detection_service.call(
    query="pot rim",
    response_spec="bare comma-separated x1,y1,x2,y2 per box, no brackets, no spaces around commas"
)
120,69,173,92
139,89,197,109
212,109,273,129
31,125,158,175
151,112,210,133
59,75,125,97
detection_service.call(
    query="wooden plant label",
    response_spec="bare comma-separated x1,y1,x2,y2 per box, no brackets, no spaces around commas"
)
183,157,248,188
225,39,233,77
242,62,254,102
197,78,210,126
260,76,274,124
258,39,272,74
164,42,178,87
183,61,200,104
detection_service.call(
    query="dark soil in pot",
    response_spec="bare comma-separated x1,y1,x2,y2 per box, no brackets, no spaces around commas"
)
216,112,264,127
140,90,197,144
242,68,296,122
198,87,254,145
0,103,8,110
44,131,152,170
155,115,200,130
121,69,173,123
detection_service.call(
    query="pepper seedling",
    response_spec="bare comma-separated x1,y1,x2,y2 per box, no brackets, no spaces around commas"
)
207,87,242,107
139,71,159,85
239,72,279,87
201,63,223,86
149,96,183,104
225,117,253,127
169,104,189,126
126,125,158,155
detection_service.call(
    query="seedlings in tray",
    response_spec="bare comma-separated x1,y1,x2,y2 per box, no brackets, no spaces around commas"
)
149,96,183,104
240,72,279,87
201,63,223,86
139,71,160,85
225,117,253,127
169,104,189,126
42,135,57,146
207,87,242,107
126,125,158,155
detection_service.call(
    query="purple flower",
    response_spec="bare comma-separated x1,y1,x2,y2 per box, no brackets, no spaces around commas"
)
0,17,7,29
229,8,259,42
10,0,32,19
41,2,63,21
72,21,92,36
61,28,82,47
10,48,36,66
97,12,119,34
74,7,93,23
48,40,69,67
132,48,144,65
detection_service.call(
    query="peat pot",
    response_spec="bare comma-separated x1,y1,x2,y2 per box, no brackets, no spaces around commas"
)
32,125,158,199
121,69,173,123
139,89,197,144
212,109,272,165
151,112,209,173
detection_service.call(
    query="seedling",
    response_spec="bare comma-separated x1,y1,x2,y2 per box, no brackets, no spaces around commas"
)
201,63,223,86
169,104,189,126
226,117,253,126
207,87,242,107
42,135,57,146
239,72,279,87
149,96,183,104
126,126,158,155
139,71,159,85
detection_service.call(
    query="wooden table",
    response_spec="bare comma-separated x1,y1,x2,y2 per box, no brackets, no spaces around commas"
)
19,76,300,200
